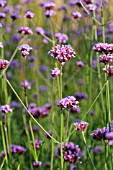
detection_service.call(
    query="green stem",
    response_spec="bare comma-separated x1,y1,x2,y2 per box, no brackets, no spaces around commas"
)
5,77,60,144
60,66,64,170
65,81,107,141
0,121,8,168
82,133,97,170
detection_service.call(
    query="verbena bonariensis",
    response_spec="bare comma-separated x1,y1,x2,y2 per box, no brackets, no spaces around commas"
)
48,44,76,66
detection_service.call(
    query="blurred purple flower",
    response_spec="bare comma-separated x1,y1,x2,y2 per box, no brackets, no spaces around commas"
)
72,11,82,19
0,59,9,70
0,12,6,19
21,80,31,90
10,13,20,20
0,0,7,8
35,27,45,35
44,2,56,10
55,33,68,44
90,127,108,141
44,10,56,18
10,101,21,108
24,11,35,19
18,44,32,58
0,104,12,114
39,85,47,93
76,61,85,67
51,67,60,77
11,144,26,155
34,139,42,149
12,34,22,43
40,65,48,72
18,26,33,35
33,161,42,168
74,92,88,100
3,6,13,13
93,146,102,154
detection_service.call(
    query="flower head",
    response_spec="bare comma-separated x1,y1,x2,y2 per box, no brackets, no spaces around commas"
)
18,26,33,35
21,80,31,89
55,33,68,44
72,11,82,19
103,66,113,76
0,0,7,8
0,104,12,114
33,161,42,168
18,44,32,58
48,44,76,65
57,96,79,110
74,121,88,132
24,11,34,19
51,68,60,77
90,127,108,141
0,59,9,70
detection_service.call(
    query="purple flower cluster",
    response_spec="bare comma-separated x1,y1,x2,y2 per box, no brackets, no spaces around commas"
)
21,80,31,89
1,144,26,158
39,1,56,18
11,144,26,155
93,42,113,76
24,11,34,19
91,121,113,145
99,54,113,65
74,92,88,100
0,104,12,114
93,43,113,53
18,44,32,58
10,13,20,20
33,161,42,168
64,143,81,164
18,26,33,35
90,127,108,141
0,12,6,19
55,33,68,44
55,142,81,164
48,44,76,65
26,102,51,118
86,4,97,11
71,11,82,19
57,96,79,110
34,139,42,149
51,67,60,77
0,59,9,70
74,121,88,132
35,27,45,35
0,0,7,8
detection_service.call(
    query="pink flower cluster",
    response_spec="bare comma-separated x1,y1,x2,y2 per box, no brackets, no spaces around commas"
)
39,1,56,18
93,42,113,76
48,44,76,65
74,121,88,132
0,59,9,70
18,44,32,58
71,11,82,19
51,68,60,77
93,43,113,53
57,96,79,110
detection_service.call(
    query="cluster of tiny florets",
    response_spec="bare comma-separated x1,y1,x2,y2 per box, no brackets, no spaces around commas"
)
48,44,76,65
18,44,32,58
57,96,79,110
